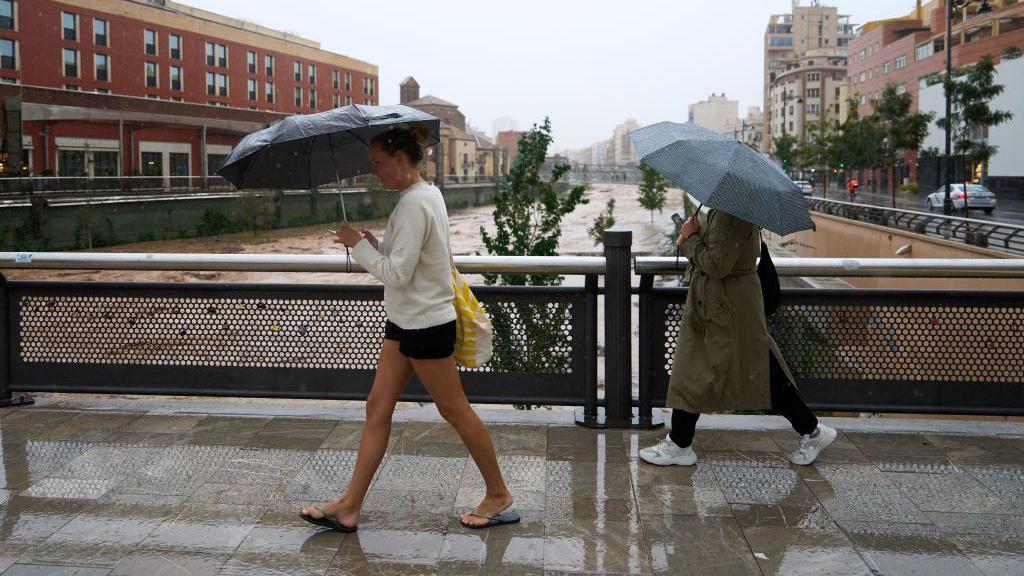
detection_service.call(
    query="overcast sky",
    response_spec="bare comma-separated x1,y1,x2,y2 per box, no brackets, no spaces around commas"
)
186,0,912,150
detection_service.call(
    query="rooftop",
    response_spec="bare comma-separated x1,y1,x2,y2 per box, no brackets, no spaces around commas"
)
1,396,1022,575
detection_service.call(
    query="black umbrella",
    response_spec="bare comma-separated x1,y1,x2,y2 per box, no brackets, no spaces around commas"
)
217,104,441,220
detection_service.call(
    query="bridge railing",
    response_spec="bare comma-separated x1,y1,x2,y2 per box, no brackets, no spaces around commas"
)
1,242,1023,427
807,197,1024,255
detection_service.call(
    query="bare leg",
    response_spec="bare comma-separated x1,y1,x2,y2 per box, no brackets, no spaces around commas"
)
301,339,412,527
410,355,512,527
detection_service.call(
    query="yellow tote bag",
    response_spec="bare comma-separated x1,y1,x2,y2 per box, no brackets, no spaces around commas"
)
449,254,493,367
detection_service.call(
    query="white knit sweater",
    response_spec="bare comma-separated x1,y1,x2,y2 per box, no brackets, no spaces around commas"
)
351,181,457,330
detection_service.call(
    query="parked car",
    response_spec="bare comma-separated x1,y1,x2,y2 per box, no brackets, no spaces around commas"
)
926,184,996,214
793,180,814,197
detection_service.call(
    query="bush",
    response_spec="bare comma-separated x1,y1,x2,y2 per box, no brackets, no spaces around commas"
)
900,182,919,194
1002,46,1022,60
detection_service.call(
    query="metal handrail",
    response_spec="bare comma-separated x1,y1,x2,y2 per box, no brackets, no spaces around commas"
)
807,197,1024,255
1,252,1022,278
0,252,606,275
634,257,1024,278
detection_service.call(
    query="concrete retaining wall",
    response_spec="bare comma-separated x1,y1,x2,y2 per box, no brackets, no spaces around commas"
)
0,183,498,251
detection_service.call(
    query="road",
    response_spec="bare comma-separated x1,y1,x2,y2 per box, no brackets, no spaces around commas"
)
811,185,1024,227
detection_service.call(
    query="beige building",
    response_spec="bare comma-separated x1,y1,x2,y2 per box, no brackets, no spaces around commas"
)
606,119,640,167
739,106,766,150
688,93,740,136
399,77,504,181
768,50,849,145
764,0,855,152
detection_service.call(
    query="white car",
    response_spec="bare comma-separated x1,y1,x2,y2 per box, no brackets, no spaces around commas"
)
926,184,996,214
793,180,814,197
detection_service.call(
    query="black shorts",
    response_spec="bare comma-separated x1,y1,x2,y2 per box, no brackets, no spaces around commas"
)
384,320,456,360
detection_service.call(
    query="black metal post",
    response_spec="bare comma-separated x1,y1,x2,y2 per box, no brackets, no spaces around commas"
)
943,0,956,215
637,273,663,429
0,274,33,407
602,229,634,428
575,274,600,427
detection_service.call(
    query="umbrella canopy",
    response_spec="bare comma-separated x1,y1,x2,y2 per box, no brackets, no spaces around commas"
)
629,121,814,236
216,104,441,192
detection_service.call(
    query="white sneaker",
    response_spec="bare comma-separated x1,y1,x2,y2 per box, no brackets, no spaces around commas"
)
639,435,697,466
789,424,837,465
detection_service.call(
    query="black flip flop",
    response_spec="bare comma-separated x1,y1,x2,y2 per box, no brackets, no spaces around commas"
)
459,509,521,530
299,506,358,533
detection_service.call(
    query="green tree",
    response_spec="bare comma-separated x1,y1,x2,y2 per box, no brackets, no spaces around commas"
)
936,54,1013,214
834,97,883,193
801,118,838,198
588,198,615,246
773,133,800,176
869,84,935,206
637,163,668,222
479,118,588,405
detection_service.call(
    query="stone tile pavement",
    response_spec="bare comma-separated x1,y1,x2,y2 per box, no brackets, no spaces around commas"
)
1,399,1023,575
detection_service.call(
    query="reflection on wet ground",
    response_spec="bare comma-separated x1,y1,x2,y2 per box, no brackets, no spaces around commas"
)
0,405,1022,575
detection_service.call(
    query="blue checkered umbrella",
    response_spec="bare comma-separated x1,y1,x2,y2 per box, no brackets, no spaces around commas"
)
629,121,814,236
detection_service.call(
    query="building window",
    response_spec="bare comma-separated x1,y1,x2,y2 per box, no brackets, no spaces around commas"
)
345,95,352,106
0,38,14,70
217,73,227,96
206,42,215,66
216,44,227,67
144,29,157,55
64,84,79,90
145,61,158,88
248,78,257,101
94,53,109,82
308,64,316,83
265,54,274,76
294,61,301,82
332,70,339,89
883,62,891,75
807,103,820,115
369,78,375,96
915,43,933,60
0,0,12,30
895,55,907,69
807,88,820,98
247,50,256,74
859,71,866,82
206,72,215,95
309,88,316,108
170,65,182,90
94,18,108,46
63,48,78,77
265,80,274,103
169,34,181,59
145,94,158,99
363,77,369,95
807,72,820,82
294,86,302,106
95,88,110,94
62,12,78,41
332,93,339,108
344,72,351,91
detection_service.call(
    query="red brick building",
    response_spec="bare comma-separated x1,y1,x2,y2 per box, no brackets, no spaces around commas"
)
0,0,378,178
847,0,1024,186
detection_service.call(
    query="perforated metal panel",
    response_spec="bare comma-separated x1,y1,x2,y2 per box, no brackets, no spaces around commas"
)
19,295,386,369
642,287,1024,415
7,281,595,406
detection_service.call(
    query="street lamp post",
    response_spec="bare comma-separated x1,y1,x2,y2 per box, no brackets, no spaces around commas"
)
944,0,992,216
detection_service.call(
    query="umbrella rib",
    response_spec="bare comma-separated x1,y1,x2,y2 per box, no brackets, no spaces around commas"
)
306,134,316,191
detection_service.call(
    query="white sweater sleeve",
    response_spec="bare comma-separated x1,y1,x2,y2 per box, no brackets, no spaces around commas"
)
352,201,427,289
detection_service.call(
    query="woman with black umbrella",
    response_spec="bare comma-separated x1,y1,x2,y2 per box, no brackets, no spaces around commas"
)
298,126,518,531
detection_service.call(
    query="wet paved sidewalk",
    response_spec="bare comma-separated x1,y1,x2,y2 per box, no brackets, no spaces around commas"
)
1,402,1023,575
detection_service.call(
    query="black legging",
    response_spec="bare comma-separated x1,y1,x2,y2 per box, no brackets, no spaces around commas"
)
669,352,818,448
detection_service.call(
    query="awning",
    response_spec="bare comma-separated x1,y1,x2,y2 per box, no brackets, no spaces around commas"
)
20,102,270,135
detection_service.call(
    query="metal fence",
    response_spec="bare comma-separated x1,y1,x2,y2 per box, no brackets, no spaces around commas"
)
807,197,1024,255
0,176,236,196
2,242,1024,427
